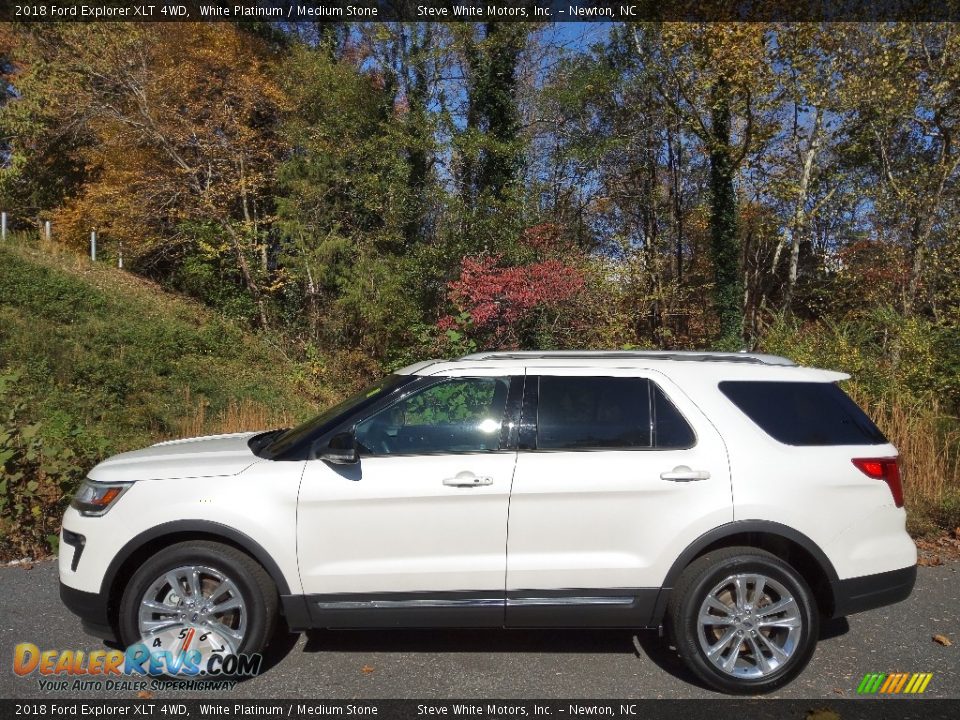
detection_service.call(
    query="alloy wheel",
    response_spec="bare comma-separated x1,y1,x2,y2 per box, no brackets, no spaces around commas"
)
137,564,248,653
695,572,802,679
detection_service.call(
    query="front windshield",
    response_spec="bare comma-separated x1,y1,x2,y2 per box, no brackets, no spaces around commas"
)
260,374,414,458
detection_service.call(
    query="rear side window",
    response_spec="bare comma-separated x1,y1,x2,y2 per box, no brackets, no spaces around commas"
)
719,381,887,446
536,376,695,450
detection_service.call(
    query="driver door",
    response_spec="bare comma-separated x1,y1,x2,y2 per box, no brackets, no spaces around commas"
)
296,373,517,627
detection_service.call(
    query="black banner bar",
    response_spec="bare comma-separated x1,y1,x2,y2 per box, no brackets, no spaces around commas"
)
4,0,960,23
2,699,959,719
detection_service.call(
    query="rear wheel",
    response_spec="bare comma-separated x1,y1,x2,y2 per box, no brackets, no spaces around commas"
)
118,541,277,656
666,547,819,694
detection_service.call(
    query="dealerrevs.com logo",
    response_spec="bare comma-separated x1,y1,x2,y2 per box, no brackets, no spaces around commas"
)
13,633,262,692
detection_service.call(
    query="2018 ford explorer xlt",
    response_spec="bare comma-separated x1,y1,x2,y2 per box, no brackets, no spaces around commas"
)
59,350,917,693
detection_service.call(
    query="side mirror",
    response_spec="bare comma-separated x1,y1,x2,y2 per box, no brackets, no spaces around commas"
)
319,431,359,465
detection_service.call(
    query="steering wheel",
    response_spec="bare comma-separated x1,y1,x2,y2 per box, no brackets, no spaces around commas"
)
357,417,394,455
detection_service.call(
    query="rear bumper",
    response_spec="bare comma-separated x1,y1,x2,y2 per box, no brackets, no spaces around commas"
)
830,564,916,618
59,581,117,642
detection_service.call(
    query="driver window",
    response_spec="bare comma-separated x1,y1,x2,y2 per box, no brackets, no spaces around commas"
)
355,377,510,456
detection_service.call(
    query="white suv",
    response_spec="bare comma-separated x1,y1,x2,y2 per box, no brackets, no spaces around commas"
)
59,350,916,693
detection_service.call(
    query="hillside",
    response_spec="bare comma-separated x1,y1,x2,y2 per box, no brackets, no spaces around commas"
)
0,243,322,560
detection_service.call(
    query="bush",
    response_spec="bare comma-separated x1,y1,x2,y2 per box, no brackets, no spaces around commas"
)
760,309,960,411
0,371,105,558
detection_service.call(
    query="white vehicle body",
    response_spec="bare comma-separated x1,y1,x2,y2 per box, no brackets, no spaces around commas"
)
59,350,917,692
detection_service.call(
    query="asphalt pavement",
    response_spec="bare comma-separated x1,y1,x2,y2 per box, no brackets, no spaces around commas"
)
0,560,957,700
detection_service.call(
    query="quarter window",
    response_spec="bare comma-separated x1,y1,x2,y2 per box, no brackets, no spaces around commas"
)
653,383,697,449
535,376,694,451
719,381,887,446
355,377,510,455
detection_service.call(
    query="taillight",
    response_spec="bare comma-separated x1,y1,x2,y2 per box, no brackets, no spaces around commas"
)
852,457,903,507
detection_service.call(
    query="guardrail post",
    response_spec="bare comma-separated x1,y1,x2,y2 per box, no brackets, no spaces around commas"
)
90,229,97,261
1,212,6,242
44,220,51,242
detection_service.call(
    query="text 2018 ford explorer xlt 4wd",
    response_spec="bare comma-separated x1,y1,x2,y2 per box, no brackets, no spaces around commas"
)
59,350,916,693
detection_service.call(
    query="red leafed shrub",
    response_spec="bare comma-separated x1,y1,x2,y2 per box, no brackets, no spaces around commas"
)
439,255,585,348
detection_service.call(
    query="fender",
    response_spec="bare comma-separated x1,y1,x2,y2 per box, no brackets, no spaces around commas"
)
650,520,839,623
100,519,292,598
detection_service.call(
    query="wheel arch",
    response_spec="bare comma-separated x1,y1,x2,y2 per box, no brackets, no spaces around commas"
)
652,521,839,623
101,520,292,625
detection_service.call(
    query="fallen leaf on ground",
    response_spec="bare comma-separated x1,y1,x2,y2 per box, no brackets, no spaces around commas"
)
137,691,154,699
918,555,943,567
361,665,375,674
806,709,841,720
933,634,952,646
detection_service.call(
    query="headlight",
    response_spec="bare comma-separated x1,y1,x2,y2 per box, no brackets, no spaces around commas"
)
70,479,132,517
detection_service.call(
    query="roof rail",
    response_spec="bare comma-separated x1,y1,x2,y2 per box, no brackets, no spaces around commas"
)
457,350,796,366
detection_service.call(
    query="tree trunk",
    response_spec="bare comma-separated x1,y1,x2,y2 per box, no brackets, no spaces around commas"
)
666,115,684,284
220,220,269,329
779,106,823,313
708,83,743,349
904,211,935,318
475,23,524,200
403,25,433,248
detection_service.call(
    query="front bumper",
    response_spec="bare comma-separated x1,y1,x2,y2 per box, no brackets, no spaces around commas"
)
59,581,117,642
830,564,917,618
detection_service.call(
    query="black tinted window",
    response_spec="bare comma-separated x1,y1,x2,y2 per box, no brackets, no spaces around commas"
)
719,381,887,446
537,376,652,450
355,377,509,455
536,377,697,451
653,384,696,449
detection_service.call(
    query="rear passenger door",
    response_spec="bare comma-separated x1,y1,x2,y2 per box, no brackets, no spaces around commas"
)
505,368,732,627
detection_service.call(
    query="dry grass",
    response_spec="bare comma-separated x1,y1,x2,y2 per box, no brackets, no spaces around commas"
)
860,394,960,503
853,389,960,534
172,388,297,439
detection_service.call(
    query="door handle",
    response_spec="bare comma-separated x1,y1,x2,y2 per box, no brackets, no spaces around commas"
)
660,465,711,482
442,471,494,487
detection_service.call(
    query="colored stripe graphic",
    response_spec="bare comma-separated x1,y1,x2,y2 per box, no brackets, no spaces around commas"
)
858,672,933,694
879,673,898,693
892,673,909,693
862,673,886,694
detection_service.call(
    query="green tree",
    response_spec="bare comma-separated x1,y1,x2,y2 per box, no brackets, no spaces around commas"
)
635,24,776,348
275,44,422,358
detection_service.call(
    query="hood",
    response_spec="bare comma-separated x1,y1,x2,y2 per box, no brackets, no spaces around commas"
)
87,431,265,483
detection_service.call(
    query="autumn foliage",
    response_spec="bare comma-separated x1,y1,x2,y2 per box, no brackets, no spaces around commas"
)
440,254,585,348
2,21,960,535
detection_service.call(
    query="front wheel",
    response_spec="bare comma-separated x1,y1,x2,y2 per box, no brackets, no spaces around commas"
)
118,540,278,657
666,547,819,694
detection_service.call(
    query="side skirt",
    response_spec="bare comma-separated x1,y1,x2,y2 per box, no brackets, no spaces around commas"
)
284,589,660,630
506,588,658,628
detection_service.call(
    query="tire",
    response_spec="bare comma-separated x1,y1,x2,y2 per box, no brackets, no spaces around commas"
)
666,546,819,694
118,540,278,656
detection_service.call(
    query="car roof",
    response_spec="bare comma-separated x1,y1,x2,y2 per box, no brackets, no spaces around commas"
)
393,351,849,383
458,350,796,365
